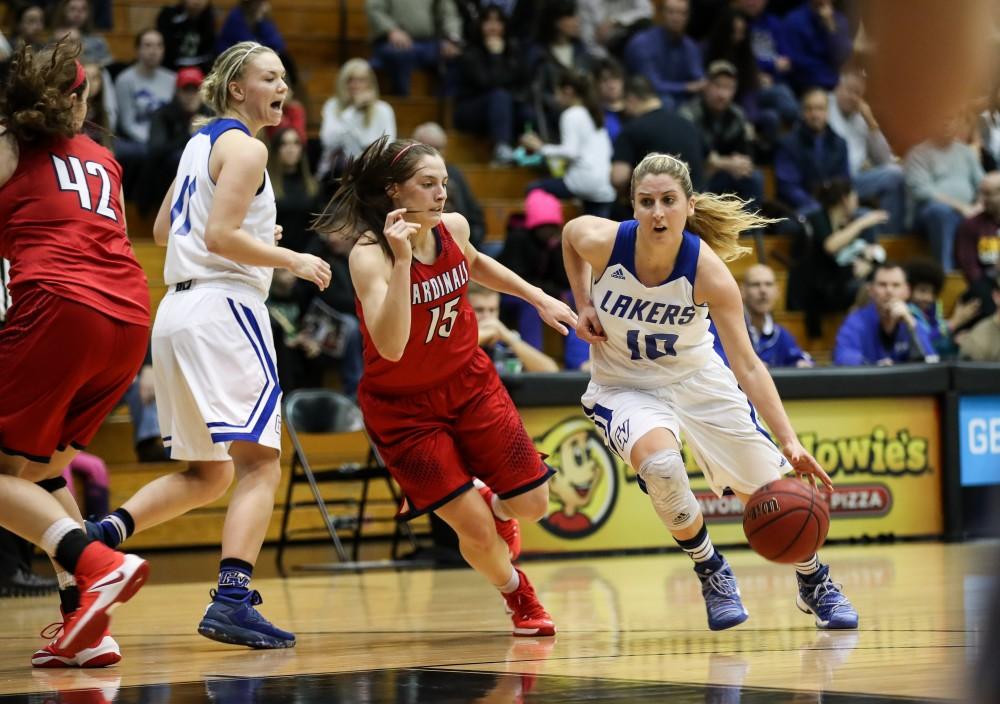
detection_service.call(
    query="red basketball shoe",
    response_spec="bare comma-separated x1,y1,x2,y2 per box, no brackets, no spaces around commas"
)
478,485,521,560
32,614,121,668
501,568,556,637
56,543,148,656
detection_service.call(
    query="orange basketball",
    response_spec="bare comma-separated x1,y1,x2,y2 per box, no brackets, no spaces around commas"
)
743,478,830,564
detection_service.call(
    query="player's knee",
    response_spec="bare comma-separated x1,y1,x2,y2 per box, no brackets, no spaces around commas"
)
508,485,549,523
188,462,234,500
637,449,700,531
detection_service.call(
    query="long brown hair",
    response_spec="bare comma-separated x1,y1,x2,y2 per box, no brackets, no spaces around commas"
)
312,135,441,263
631,153,777,262
267,127,317,200
0,40,87,145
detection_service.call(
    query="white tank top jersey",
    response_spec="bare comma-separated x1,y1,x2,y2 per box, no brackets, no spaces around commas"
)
163,118,276,295
591,220,722,389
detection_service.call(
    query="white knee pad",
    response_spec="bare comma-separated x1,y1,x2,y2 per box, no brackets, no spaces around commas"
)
638,449,700,531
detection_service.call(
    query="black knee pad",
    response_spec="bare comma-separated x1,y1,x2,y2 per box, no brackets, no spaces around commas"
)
36,476,68,493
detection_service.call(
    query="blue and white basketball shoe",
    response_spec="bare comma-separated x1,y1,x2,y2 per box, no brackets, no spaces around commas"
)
197,590,296,649
694,554,750,631
796,565,859,630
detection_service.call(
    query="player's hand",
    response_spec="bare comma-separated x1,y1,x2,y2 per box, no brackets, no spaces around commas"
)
290,252,332,290
273,224,283,243
533,292,577,335
384,207,419,262
477,318,505,346
782,440,834,492
575,303,607,343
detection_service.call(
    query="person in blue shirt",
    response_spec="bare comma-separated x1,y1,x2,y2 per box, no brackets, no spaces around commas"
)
623,0,704,109
905,256,982,359
781,0,852,92
833,262,937,365
741,264,813,367
775,87,850,214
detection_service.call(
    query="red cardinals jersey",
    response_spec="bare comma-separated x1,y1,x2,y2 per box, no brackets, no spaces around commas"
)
0,134,149,326
357,222,478,394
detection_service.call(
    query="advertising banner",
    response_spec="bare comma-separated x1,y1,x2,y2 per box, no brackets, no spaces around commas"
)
959,395,1000,487
519,397,943,553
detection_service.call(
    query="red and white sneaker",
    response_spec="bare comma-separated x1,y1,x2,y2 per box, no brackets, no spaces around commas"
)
478,485,522,560
501,568,556,637
56,543,148,656
32,616,121,668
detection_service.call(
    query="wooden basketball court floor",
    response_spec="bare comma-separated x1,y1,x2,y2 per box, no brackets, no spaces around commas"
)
0,540,994,703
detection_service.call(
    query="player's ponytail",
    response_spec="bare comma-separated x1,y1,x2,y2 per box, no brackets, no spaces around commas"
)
312,135,439,263
0,40,85,145
630,153,777,262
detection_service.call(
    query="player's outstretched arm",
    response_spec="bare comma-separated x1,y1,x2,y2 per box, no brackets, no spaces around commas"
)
449,212,578,336
696,251,833,489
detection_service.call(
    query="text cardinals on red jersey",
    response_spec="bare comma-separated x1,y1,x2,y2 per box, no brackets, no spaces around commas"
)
0,134,149,326
357,221,479,394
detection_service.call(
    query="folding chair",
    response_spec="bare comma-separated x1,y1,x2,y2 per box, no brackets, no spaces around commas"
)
276,389,419,572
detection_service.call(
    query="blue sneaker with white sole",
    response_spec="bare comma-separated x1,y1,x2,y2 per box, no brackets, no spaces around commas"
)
197,590,296,649
694,554,749,631
796,565,859,630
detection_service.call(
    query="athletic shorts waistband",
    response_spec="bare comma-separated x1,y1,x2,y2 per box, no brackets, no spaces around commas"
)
167,278,266,301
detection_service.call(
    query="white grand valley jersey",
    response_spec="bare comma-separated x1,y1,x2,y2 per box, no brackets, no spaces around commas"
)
590,221,715,389
163,118,276,295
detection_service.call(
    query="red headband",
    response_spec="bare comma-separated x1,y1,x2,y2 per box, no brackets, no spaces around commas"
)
390,142,420,165
66,60,86,94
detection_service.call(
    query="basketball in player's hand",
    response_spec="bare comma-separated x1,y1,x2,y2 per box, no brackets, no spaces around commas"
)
743,478,830,564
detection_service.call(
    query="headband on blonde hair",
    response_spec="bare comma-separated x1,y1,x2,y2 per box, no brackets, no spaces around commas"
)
66,60,86,94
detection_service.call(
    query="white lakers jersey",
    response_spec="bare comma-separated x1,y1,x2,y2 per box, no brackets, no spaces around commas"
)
590,221,718,388
163,118,276,294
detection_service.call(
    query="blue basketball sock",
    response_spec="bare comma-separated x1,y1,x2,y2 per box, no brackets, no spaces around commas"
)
676,523,718,565
217,558,253,600
97,508,135,548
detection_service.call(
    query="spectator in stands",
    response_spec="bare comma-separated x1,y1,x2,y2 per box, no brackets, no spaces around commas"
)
453,4,531,166
577,0,653,58
978,84,1000,172
521,71,615,217
678,60,763,205
412,122,486,249
781,0,852,92
124,354,168,462
11,4,47,54
469,282,559,373
0,527,56,597
156,0,217,73
612,76,706,194
138,66,210,215
292,233,363,397
527,0,595,140
365,0,464,96
267,127,321,255
81,59,114,147
955,171,1000,303
827,67,905,233
741,264,812,367
738,0,792,89
623,0,703,110
498,189,570,348
833,262,937,366
114,29,176,195
775,87,849,214
904,114,984,271
318,57,396,182
51,0,112,67
217,0,284,55
594,57,626,142
787,178,887,338
61,453,111,519
906,257,981,359
268,269,323,393
959,276,1000,362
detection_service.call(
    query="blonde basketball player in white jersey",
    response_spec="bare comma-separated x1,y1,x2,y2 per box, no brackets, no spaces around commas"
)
86,42,331,649
562,153,858,631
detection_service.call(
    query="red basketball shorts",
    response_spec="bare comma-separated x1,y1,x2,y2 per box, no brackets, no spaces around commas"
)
0,288,148,462
359,349,553,519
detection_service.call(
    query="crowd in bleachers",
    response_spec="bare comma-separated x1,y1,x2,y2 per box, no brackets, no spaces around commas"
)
1,0,999,395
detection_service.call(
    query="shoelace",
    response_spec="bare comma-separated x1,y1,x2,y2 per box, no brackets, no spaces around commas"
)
508,588,549,621
704,570,740,598
39,622,63,640
807,578,852,616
